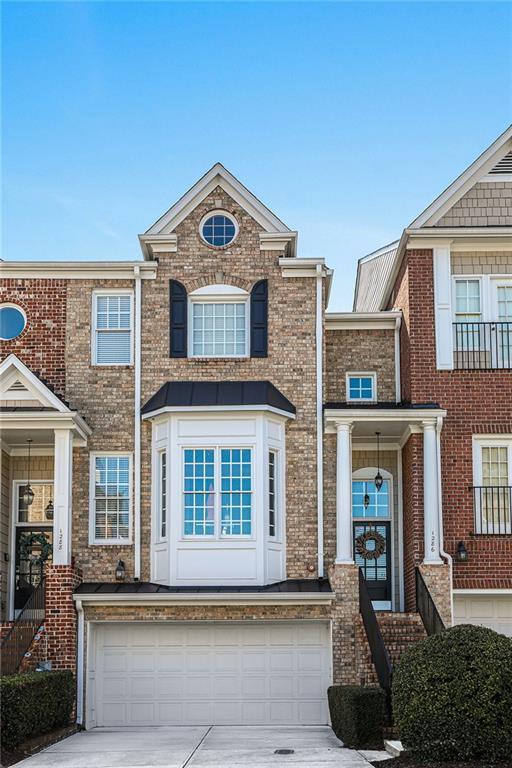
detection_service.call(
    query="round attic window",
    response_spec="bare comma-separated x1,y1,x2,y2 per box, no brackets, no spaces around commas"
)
0,304,27,340
200,211,238,248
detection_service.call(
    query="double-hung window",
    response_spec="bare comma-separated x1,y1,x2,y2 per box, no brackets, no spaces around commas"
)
346,373,376,402
473,439,512,534
93,292,133,365
183,447,252,537
90,454,131,544
454,279,482,352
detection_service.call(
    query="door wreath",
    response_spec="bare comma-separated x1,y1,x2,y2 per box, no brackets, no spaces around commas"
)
19,532,52,565
355,529,386,560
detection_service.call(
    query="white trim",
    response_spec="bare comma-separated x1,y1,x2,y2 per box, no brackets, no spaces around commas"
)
144,163,290,238
0,262,158,280
76,599,84,725
198,210,239,248
73,591,335,605
325,311,401,331
0,411,90,443
143,404,296,421
325,407,446,426
316,264,324,577
0,303,27,341
259,232,297,254
0,354,70,413
433,245,454,370
409,126,512,228
88,452,133,546
190,284,248,297
346,372,377,403
91,289,134,367
397,447,405,612
453,588,512,595
134,269,142,579
394,316,401,402
481,173,512,182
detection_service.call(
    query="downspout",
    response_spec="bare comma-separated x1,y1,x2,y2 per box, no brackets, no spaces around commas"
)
436,416,454,625
134,266,142,580
75,598,84,725
316,264,324,577
394,315,402,403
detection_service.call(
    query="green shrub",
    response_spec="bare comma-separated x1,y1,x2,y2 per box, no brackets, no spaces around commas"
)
328,685,385,748
0,670,74,751
393,624,512,761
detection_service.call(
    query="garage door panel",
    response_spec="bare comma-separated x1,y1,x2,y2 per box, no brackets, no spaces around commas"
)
94,621,330,726
454,595,512,637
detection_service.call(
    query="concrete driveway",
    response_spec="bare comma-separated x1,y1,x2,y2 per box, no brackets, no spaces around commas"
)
16,726,382,767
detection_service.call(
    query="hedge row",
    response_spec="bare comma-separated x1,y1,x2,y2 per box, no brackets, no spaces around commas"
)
393,624,512,762
328,685,385,748
0,670,74,751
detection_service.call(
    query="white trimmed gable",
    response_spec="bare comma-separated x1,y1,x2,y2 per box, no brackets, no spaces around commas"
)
144,163,291,236
0,354,69,411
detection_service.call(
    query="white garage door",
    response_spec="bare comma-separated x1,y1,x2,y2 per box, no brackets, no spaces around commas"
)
93,622,331,726
454,595,512,637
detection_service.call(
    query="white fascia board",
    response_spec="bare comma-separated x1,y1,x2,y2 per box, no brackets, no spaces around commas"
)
324,407,447,423
0,262,158,280
409,127,512,229
453,588,512,595
325,311,401,330
0,354,68,412
279,258,330,279
145,163,290,237
358,240,400,265
73,591,335,606
141,405,296,421
0,411,91,440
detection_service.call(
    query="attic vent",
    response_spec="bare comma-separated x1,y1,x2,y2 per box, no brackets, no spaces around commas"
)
488,151,512,175
7,380,28,392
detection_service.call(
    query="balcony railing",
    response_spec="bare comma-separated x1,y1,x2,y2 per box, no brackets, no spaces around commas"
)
453,322,512,370
472,486,512,535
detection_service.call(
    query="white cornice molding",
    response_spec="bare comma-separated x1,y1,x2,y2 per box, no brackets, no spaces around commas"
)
141,404,296,421
453,588,512,595
0,411,91,442
138,234,177,259
73,591,335,606
324,407,446,434
259,232,297,257
325,311,401,330
0,261,158,280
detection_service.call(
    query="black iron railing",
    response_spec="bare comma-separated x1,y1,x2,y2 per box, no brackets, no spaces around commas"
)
415,569,445,637
0,579,45,676
453,322,512,370
472,486,512,535
358,569,393,718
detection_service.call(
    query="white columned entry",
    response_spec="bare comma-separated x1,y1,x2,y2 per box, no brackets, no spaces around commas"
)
422,420,442,564
335,421,354,564
53,428,73,565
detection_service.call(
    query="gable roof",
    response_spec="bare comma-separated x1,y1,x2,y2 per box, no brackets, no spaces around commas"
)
0,354,70,412
144,163,291,236
353,125,512,311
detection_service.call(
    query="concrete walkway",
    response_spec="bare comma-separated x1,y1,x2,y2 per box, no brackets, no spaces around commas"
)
15,725,385,767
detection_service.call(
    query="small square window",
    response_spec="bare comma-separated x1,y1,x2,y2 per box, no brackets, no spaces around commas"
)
347,374,376,402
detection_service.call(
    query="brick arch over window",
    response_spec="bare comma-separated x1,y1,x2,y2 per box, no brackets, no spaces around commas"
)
186,274,253,294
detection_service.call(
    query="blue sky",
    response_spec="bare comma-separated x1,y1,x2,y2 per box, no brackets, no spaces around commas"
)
2,2,511,310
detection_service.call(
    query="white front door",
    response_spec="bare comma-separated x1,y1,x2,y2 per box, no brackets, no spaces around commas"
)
91,621,331,727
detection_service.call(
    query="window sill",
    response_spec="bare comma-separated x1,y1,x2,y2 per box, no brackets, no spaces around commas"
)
89,540,133,546
188,356,250,361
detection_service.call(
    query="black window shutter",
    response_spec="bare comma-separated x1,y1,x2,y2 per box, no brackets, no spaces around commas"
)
169,280,187,358
250,279,268,358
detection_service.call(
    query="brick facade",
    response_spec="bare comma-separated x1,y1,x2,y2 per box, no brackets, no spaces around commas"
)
0,279,67,398
325,328,396,403
391,248,512,591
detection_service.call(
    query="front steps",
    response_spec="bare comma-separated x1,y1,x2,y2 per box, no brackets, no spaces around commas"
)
355,611,427,686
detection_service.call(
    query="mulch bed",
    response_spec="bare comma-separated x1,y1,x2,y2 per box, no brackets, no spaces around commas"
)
373,758,512,768
1,724,79,766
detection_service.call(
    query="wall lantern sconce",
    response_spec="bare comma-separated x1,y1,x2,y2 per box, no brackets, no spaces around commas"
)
374,432,383,492
21,439,35,507
456,541,469,562
45,500,54,521
115,560,126,581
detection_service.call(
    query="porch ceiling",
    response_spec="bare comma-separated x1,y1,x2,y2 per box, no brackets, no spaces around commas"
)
324,403,447,442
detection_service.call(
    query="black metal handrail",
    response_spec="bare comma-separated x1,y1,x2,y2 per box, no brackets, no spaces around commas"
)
415,569,445,636
358,568,393,717
453,321,512,370
0,579,45,676
472,486,512,535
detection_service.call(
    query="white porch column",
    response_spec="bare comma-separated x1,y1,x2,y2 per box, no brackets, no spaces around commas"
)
422,420,442,563
335,421,354,564
53,428,73,565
